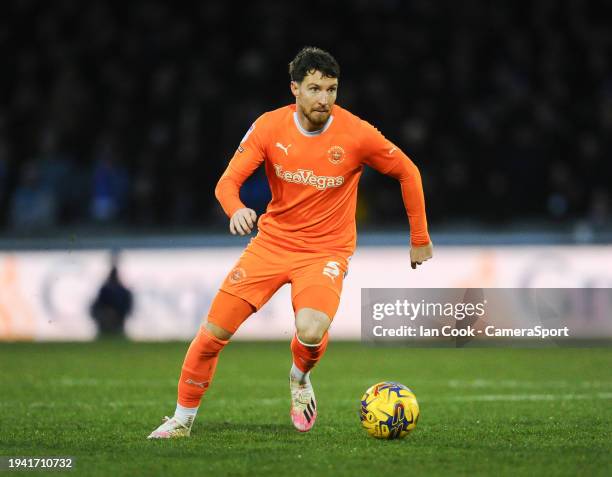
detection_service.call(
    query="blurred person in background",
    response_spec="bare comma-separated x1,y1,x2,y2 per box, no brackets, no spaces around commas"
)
9,160,58,230
90,251,133,337
90,134,130,222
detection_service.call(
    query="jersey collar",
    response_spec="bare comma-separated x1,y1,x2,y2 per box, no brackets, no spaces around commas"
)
293,112,334,137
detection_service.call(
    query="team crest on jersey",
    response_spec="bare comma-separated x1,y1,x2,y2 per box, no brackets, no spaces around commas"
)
327,145,345,165
229,267,247,284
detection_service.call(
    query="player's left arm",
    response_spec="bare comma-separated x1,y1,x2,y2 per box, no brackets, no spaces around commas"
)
360,121,433,269
385,155,433,269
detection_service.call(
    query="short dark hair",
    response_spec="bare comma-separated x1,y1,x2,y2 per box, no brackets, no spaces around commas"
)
289,46,340,83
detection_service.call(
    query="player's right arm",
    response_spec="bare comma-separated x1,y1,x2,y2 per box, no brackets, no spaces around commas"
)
215,118,267,235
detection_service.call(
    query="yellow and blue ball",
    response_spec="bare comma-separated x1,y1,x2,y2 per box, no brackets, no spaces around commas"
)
360,381,420,439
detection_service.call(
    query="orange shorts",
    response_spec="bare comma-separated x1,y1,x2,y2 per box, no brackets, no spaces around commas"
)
219,237,349,318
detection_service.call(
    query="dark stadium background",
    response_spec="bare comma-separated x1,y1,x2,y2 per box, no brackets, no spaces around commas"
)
1,0,611,238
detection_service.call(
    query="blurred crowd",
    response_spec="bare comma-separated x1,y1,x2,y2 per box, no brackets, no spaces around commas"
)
1,0,611,234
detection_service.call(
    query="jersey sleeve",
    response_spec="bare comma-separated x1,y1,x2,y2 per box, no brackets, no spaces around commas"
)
359,120,430,246
214,116,268,217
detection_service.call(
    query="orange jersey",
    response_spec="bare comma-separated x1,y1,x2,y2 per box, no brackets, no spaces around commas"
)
215,104,430,256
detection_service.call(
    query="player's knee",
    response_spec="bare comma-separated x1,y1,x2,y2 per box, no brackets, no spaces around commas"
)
205,322,233,341
204,290,255,339
297,327,325,345
295,309,330,344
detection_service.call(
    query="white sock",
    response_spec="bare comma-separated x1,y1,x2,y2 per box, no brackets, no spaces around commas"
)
174,403,198,427
290,363,310,385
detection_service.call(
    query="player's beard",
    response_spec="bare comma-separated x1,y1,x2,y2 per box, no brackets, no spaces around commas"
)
305,108,331,129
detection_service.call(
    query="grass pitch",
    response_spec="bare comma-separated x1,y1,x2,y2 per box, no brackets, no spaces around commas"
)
1,341,611,476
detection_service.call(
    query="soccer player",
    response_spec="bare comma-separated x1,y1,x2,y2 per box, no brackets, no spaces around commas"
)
148,46,433,438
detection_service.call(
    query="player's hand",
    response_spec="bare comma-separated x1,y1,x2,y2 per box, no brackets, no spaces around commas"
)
229,208,258,236
410,242,433,269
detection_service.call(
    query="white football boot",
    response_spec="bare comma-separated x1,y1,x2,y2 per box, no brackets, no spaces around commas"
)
147,415,192,439
290,377,317,432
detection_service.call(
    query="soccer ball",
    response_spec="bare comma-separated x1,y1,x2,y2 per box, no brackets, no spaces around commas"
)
360,381,420,439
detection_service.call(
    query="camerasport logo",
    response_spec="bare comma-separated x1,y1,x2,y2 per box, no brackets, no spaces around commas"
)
273,164,344,191
327,145,345,164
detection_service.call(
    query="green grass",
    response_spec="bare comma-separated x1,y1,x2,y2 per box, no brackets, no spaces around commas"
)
1,341,611,476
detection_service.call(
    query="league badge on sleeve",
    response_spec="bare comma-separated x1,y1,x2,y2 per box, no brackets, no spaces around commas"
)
241,124,255,144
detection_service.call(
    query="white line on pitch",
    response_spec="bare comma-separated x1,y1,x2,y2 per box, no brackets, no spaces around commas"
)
10,377,612,390
5,392,612,409
439,392,612,402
